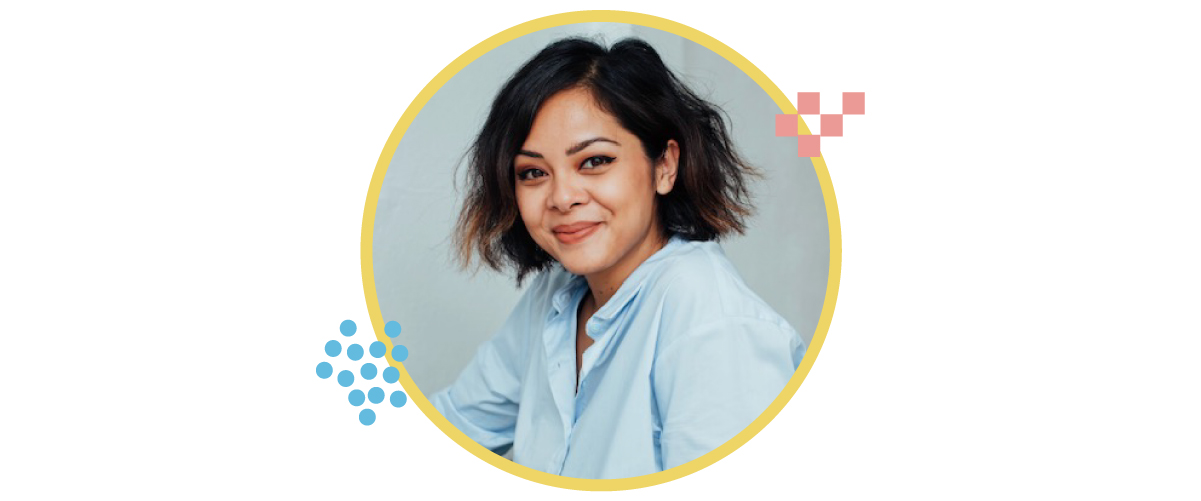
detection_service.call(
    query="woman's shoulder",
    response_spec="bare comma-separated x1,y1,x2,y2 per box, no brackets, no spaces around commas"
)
647,238,792,327
643,237,804,361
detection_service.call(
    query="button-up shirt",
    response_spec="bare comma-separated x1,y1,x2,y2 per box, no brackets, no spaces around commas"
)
431,235,805,479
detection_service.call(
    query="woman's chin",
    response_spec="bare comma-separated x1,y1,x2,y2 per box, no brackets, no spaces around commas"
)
555,248,613,277
559,258,604,277
542,236,600,276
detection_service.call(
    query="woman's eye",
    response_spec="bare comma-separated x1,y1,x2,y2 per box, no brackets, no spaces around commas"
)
581,155,615,170
518,168,546,181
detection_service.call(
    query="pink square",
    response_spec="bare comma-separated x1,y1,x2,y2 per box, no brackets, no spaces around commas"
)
797,92,820,115
843,92,865,115
821,114,843,137
775,114,798,137
797,135,820,157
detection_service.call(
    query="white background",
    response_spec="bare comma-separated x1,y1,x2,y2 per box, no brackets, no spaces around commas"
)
2,1,1198,498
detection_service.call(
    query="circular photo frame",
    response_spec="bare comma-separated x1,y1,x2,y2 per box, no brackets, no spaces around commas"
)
361,10,841,491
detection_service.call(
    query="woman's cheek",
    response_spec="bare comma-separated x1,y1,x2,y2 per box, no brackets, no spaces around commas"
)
515,190,536,223
516,193,547,245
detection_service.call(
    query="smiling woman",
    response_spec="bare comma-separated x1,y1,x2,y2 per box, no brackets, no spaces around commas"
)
433,37,806,480
514,87,679,313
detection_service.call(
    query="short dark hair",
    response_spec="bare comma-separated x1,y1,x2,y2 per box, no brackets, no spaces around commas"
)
455,37,758,284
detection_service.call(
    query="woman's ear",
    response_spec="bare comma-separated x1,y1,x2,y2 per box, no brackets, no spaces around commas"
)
655,139,680,195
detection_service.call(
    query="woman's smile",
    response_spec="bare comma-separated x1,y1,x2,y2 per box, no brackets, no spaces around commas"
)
513,86,677,284
553,221,602,245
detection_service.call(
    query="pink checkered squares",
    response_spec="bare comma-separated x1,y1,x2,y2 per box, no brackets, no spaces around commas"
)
797,135,821,157
797,92,820,115
775,114,798,137
843,92,865,115
775,92,866,157
821,114,843,137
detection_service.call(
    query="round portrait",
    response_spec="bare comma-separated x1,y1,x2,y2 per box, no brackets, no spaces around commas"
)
365,14,837,488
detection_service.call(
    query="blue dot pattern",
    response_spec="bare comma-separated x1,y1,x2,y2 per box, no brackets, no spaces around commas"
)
337,370,354,387
385,321,401,338
316,318,411,425
369,341,386,358
316,362,333,379
324,340,342,357
382,366,399,384
390,391,407,408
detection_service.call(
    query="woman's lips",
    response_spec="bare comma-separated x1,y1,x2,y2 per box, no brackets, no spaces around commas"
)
553,222,600,245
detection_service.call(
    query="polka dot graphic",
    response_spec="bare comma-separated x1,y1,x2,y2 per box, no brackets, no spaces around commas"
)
316,362,333,379
390,391,407,408
369,341,386,358
382,366,399,384
324,340,342,357
385,321,401,338
315,318,410,426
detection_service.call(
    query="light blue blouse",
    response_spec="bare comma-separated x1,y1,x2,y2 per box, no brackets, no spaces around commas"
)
430,235,805,479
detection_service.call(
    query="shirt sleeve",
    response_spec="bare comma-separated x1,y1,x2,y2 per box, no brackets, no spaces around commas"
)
429,274,546,454
651,316,802,470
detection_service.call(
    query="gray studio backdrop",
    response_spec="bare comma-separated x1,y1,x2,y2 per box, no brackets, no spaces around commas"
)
373,23,830,394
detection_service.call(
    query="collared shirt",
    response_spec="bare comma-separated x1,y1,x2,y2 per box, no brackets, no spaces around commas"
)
430,235,805,479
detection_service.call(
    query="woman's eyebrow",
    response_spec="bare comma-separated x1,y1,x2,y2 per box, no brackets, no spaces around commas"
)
517,137,620,160
566,137,619,156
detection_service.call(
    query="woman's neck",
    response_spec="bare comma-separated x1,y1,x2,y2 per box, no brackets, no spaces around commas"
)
584,228,669,309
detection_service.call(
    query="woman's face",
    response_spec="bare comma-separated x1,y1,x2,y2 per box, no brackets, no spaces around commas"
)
514,87,678,280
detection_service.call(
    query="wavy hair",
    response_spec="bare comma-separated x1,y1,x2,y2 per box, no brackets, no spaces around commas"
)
455,37,759,285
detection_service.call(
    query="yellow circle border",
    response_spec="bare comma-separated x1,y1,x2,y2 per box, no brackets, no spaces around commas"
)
360,10,841,491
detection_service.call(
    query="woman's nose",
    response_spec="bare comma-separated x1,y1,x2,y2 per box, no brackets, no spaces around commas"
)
548,171,589,212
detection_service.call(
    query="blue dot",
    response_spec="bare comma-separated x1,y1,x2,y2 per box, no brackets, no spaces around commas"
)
348,389,365,406
368,387,385,404
361,363,378,380
324,340,341,357
359,409,376,426
337,370,354,387
391,345,408,362
347,344,364,361
385,321,401,338
382,366,399,384
369,341,386,358
316,362,333,379
340,319,356,337
390,391,407,408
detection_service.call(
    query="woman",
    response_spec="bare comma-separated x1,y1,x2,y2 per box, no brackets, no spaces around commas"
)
432,37,805,479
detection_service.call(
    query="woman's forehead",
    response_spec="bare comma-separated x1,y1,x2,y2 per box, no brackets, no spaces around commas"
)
521,88,635,155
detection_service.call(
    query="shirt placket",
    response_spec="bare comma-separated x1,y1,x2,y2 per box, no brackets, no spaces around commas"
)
542,285,585,474
573,316,613,421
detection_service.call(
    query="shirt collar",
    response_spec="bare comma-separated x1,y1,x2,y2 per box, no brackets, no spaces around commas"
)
549,234,686,320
